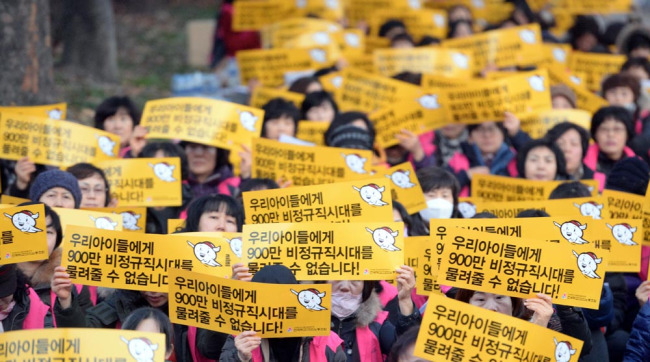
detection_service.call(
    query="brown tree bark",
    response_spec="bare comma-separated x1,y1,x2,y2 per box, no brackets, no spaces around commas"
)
0,0,57,105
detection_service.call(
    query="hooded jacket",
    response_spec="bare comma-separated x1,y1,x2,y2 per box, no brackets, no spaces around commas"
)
1,286,52,331
624,301,650,361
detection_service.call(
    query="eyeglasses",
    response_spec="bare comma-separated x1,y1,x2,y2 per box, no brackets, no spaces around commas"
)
185,144,217,154
597,126,627,135
80,186,106,195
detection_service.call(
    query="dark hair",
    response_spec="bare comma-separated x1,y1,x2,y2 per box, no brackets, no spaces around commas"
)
300,91,339,120
545,122,590,159
516,209,550,218
393,201,427,236
378,19,406,38
467,122,507,139
516,139,568,180
549,181,592,199
387,325,421,362
569,16,601,50
94,96,140,129
602,73,641,102
448,20,473,38
261,98,300,138
417,36,441,46
627,32,650,54
288,76,322,94
122,308,174,357
392,72,422,85
313,66,338,78
179,142,231,178
390,33,414,47
239,178,280,193
416,166,460,216
139,142,190,181
455,289,525,319
183,194,243,232
590,106,634,142
622,57,650,78
67,163,111,207
472,212,497,219
324,111,376,148
17,202,62,249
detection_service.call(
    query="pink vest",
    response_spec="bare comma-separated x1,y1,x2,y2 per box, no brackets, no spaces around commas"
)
251,331,344,362
377,281,398,308
583,144,635,192
355,311,389,362
21,288,50,330
188,326,216,362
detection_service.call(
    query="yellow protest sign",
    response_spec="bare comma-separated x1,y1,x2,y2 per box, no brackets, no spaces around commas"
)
241,222,405,280
96,157,182,207
557,0,632,13
86,207,147,233
405,236,443,295
441,24,545,70
249,87,305,109
0,328,165,361
344,0,423,27
0,103,66,120
237,48,325,87
414,293,584,362
336,68,422,113
347,53,375,73
436,227,605,308
252,137,374,186
369,8,447,40
1,204,48,264
232,0,290,31
169,269,331,337
439,70,552,124
519,109,592,139
535,43,572,68
369,162,427,214
336,29,366,60
54,208,123,233
0,112,119,167
141,97,264,151
470,196,609,220
168,219,185,234
293,0,343,21
295,121,329,145
243,177,393,224
263,18,342,49
471,174,599,202
421,74,468,89
546,66,609,114
175,231,243,264
567,52,627,92
0,195,29,205
373,47,472,78
61,226,241,292
603,189,645,219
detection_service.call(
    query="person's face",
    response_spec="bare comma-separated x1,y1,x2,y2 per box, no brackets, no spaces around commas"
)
605,86,635,106
46,215,57,255
451,23,473,38
141,292,168,307
305,82,323,94
392,39,414,49
198,210,238,232
469,122,504,155
185,143,217,178
329,280,363,295
78,173,107,208
555,129,583,174
524,146,557,181
626,66,650,81
595,118,628,158
424,187,454,205
306,101,335,122
264,116,296,141
40,187,76,209
575,33,597,52
630,47,650,59
440,123,466,139
469,292,513,315
448,7,472,22
552,96,574,109
103,107,134,147
385,26,407,40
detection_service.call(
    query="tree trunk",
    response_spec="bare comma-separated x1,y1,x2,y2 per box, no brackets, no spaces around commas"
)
0,0,57,105
59,0,118,82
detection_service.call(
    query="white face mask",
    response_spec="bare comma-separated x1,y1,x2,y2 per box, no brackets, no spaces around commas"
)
331,292,362,319
622,102,637,113
419,198,454,220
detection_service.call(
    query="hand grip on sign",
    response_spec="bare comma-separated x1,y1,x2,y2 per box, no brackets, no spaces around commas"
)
232,262,253,282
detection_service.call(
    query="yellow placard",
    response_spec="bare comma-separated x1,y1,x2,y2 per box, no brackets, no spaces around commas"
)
442,216,642,273
439,69,552,124
0,328,165,361
405,236,443,295
369,162,427,215
241,222,405,280
232,0,290,31
237,48,324,87
293,0,344,21
243,177,394,224
441,24,545,70
0,103,66,120
336,68,422,113
85,207,147,233
603,189,645,219
414,293,584,362
54,207,123,234
249,87,305,109
534,43,572,68
336,29,366,60
436,227,605,308
252,137,374,186
0,112,120,167
263,18,342,49
369,8,447,40
169,268,331,337
567,52,627,92
421,74,468,89
0,195,30,205
519,109,592,139
61,225,241,292
546,66,609,114
168,219,185,234
345,0,423,27
471,196,610,220
557,0,632,13
295,121,329,145
1,204,48,264
141,97,264,151
96,157,182,207
471,174,599,202
373,48,472,78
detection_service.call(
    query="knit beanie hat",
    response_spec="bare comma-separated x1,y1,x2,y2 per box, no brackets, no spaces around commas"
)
550,85,577,108
325,124,373,150
605,157,650,196
29,169,83,208
0,265,17,298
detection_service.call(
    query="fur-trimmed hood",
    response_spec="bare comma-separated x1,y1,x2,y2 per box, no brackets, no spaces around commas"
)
27,247,62,288
356,291,382,328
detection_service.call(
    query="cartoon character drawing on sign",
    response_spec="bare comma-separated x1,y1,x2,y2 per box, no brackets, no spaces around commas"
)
553,220,589,244
312,32,331,45
528,75,546,92
519,29,537,44
96,135,117,157
344,33,360,48
457,201,477,219
187,241,222,267
47,108,63,120
386,170,415,189
238,111,258,132
228,237,242,258
452,52,469,69
295,0,307,8
120,211,142,231
573,251,602,279
341,153,367,174
574,201,603,219
416,94,440,110
291,288,328,311
366,227,401,251
553,48,567,63
4,210,42,233
310,49,328,64
325,0,339,9
121,337,158,362
90,216,118,230
554,338,576,362
149,162,176,182
353,184,388,206
606,223,638,246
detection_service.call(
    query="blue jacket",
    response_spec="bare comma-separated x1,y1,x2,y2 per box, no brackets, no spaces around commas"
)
624,301,650,361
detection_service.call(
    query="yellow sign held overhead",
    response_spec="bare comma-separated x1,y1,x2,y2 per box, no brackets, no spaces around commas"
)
237,48,326,87
567,51,627,92
249,87,305,109
232,0,290,31
546,66,609,114
373,48,473,78
0,103,66,120
369,8,447,40
603,189,645,220
467,196,609,220
471,174,599,202
404,236,443,295
0,195,29,205
1,204,48,265
369,162,427,215
54,207,123,233
295,121,329,145
85,207,147,233
519,109,592,139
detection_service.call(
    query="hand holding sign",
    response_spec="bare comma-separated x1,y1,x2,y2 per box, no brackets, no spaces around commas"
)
234,331,262,361
51,265,73,309
524,293,554,327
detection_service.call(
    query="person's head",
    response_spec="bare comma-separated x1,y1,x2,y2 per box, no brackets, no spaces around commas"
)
455,289,523,317
261,98,300,141
417,36,441,47
416,166,460,220
182,142,229,181
94,96,140,148
473,211,498,219
328,279,376,319
139,142,189,180
67,163,111,208
440,123,467,139
622,57,650,80
391,33,415,48
590,106,634,159
602,73,640,110
301,91,338,122
545,122,590,176
140,291,168,308
184,194,243,233
516,209,550,218
620,29,650,58
550,85,577,109
392,201,426,237
239,178,279,193
122,308,174,360
447,5,472,23
0,264,17,311
324,112,376,150
448,20,473,38
392,72,422,86
29,170,83,209
569,16,602,52
467,122,506,155
605,157,650,196
516,139,567,181
378,19,407,40
549,181,592,199
387,326,427,362
288,76,323,94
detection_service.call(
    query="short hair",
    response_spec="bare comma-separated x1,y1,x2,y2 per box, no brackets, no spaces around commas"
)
601,73,640,101
387,326,421,362
288,76,322,94
183,194,244,232
472,212,497,219
94,96,140,129
516,139,568,180
261,98,300,138
549,181,592,199
467,122,507,139
416,166,460,216
417,36,441,46
324,111,376,147
393,201,428,236
392,72,421,85
378,19,406,38
67,163,111,207
544,122,590,159
139,142,189,181
516,209,550,218
622,57,650,77
448,19,473,38
122,308,174,357
590,106,634,142
300,91,338,120
455,288,525,319
239,178,279,193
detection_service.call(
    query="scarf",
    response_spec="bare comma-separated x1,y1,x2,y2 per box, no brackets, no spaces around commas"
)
471,143,515,175
437,130,468,166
